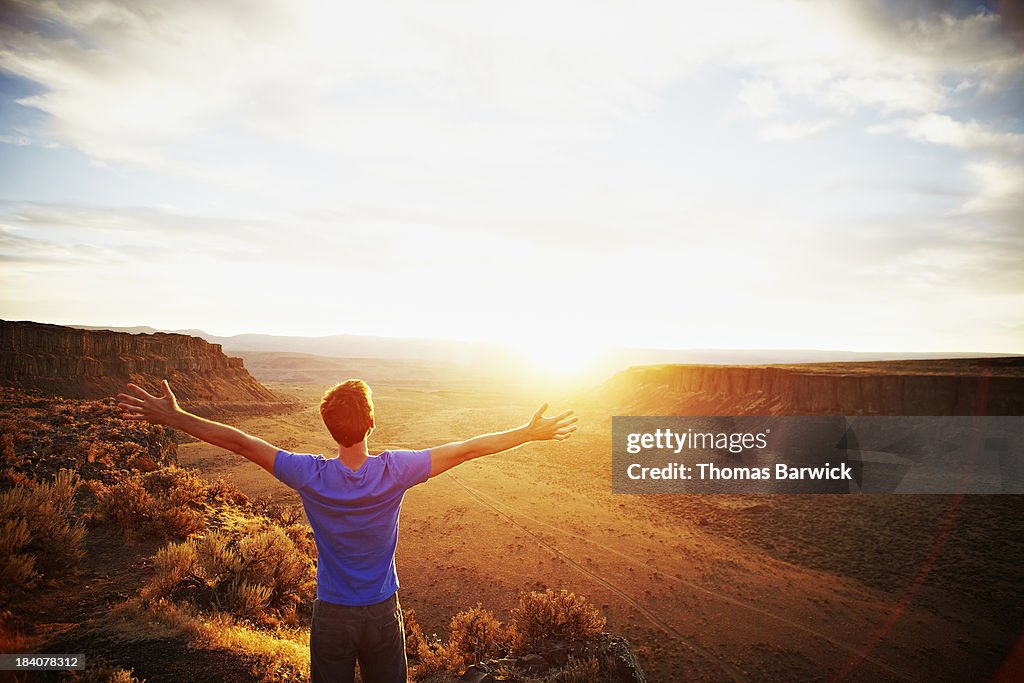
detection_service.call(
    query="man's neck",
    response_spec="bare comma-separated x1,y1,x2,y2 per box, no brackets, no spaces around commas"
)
337,440,370,471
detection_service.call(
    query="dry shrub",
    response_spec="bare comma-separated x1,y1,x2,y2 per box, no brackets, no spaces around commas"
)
512,589,606,650
234,580,274,618
281,523,317,561
404,608,427,659
545,655,600,683
144,466,209,507
156,506,205,539
1,431,16,464
414,604,512,676
0,613,34,653
208,476,249,505
415,640,469,678
145,526,316,624
271,503,304,526
237,526,314,611
0,467,33,489
88,474,152,533
0,518,36,593
0,468,85,602
449,604,511,663
89,466,207,541
148,541,198,597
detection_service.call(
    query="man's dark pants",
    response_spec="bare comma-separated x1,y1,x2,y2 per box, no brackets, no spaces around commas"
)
310,592,407,682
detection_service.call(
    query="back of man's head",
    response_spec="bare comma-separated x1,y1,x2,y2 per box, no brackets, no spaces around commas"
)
320,379,374,447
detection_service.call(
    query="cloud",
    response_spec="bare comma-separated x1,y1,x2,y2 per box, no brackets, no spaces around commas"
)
0,0,1017,177
0,134,30,145
0,1,1021,349
732,1,1023,119
738,79,783,118
870,113,1024,158
867,113,1023,235
759,119,836,142
961,162,1024,216
0,222,127,266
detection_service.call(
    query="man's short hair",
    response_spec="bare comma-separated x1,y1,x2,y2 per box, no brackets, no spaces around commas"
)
320,379,374,447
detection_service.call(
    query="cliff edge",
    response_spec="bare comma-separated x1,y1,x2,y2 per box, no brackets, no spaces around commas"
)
602,357,1024,416
0,320,282,411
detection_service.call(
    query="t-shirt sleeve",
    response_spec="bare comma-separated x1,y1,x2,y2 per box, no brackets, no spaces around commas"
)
274,450,319,491
387,449,432,490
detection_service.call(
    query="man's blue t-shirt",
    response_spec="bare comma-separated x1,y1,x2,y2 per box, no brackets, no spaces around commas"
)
273,448,432,606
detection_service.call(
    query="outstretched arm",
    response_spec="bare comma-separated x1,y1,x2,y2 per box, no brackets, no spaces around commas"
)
428,403,578,477
117,380,279,474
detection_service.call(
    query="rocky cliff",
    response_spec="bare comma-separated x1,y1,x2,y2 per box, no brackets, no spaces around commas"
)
0,320,282,410
601,357,1024,416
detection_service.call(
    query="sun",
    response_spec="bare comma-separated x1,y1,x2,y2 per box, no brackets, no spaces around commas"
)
512,338,607,376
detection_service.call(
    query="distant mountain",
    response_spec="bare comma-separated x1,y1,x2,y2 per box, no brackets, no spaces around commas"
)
66,323,1015,371
70,325,511,365
73,324,163,335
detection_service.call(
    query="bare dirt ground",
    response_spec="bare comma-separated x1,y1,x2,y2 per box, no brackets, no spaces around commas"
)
178,372,1024,682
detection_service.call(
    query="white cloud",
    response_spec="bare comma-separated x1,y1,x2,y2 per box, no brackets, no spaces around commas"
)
961,162,1024,215
0,134,30,145
759,119,835,142
1,0,1017,178
871,113,1024,158
738,79,782,118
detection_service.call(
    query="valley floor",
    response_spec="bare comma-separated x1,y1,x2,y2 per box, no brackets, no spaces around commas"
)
176,381,1024,682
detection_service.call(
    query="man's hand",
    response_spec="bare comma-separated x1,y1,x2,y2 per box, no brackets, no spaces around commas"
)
116,379,279,474
428,403,578,477
118,380,184,427
523,403,578,442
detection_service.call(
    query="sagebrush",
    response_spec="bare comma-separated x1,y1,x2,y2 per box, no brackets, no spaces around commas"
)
144,525,317,625
0,468,85,603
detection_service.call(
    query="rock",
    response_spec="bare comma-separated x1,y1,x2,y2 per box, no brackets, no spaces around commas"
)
464,634,646,683
0,319,284,412
601,358,1024,417
517,653,547,672
600,634,646,683
459,666,495,682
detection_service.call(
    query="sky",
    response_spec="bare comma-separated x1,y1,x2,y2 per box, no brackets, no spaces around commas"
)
0,0,1022,358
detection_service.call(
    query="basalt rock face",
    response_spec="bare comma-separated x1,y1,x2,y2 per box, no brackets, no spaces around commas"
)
0,320,280,409
602,358,1024,416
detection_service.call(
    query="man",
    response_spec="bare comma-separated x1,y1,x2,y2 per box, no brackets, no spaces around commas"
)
117,378,577,683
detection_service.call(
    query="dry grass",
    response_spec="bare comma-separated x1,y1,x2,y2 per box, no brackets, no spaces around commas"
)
120,597,310,681
65,660,144,682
